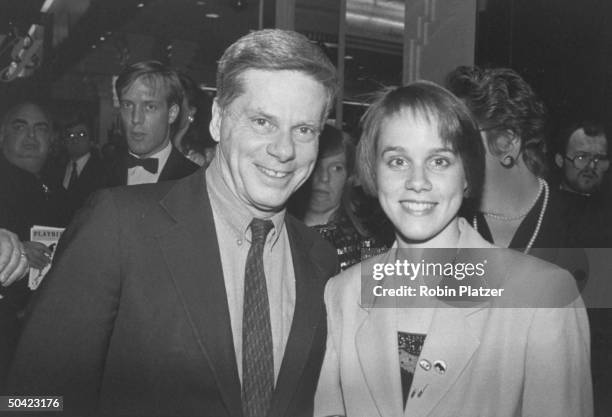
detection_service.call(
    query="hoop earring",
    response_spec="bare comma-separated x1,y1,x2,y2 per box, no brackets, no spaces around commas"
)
500,155,515,168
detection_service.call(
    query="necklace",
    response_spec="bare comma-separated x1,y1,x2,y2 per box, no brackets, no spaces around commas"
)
481,178,545,221
472,178,549,254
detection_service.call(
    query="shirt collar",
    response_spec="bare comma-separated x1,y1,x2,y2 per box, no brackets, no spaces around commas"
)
70,152,91,171
128,141,172,168
206,153,285,247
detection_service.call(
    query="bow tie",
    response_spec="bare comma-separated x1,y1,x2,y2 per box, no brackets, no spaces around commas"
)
126,154,158,174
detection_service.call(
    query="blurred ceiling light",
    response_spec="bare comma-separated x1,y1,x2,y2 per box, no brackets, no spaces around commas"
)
205,13,220,19
40,0,56,13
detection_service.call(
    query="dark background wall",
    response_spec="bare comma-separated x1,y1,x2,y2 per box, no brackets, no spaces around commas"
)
476,0,609,127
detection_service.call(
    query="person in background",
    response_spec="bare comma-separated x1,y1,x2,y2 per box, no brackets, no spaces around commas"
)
554,119,609,196
314,81,592,417
47,114,108,220
0,101,66,389
551,119,612,247
7,29,339,417
295,124,389,269
173,73,216,167
446,66,588,283
107,60,198,186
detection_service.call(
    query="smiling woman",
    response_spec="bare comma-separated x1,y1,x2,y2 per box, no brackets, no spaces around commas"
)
314,81,592,417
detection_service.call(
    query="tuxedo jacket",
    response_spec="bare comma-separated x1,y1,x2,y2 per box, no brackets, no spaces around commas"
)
7,169,338,417
106,145,199,186
315,219,593,417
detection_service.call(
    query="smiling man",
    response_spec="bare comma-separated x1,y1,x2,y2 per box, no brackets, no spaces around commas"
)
7,30,338,417
107,61,198,186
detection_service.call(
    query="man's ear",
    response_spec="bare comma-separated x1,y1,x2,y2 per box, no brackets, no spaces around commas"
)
168,103,179,124
554,153,564,168
209,99,222,143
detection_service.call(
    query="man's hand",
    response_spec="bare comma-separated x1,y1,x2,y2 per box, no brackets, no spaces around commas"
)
0,229,29,287
23,241,52,270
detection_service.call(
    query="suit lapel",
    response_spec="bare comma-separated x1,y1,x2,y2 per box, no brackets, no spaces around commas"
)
269,218,327,417
150,171,242,417
356,259,406,417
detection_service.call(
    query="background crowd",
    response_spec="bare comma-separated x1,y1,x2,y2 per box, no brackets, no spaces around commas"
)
0,27,610,417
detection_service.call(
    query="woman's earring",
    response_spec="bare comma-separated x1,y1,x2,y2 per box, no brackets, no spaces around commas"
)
187,115,195,123
500,155,515,168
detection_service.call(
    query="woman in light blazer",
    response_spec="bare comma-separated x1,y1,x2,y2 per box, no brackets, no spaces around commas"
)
314,82,592,417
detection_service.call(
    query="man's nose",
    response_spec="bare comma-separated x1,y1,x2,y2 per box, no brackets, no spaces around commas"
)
131,107,145,125
267,131,296,162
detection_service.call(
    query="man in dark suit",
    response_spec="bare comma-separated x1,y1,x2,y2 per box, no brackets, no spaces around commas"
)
45,115,108,221
106,60,198,186
7,29,339,417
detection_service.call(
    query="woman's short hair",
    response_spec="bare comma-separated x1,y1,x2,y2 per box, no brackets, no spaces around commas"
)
319,124,356,176
215,29,338,117
446,66,548,176
115,60,183,109
357,81,485,203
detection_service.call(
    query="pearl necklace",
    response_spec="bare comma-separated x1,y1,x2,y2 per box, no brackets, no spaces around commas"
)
473,178,550,254
482,178,545,221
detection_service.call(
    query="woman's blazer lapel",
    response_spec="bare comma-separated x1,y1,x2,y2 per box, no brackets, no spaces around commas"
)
402,305,483,417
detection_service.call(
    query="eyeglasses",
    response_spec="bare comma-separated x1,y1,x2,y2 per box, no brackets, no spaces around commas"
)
564,153,610,170
63,131,88,143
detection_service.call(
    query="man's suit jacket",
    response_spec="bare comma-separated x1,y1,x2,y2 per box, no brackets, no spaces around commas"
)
7,169,338,417
46,152,109,221
106,145,199,186
314,219,593,417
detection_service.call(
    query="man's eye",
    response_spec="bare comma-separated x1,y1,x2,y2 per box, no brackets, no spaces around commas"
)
298,126,314,135
331,164,345,172
120,102,132,110
253,118,270,127
145,104,158,111
294,126,318,142
11,123,26,132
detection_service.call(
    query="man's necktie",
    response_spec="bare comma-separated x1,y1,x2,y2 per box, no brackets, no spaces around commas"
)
242,218,274,417
67,161,78,190
126,154,158,174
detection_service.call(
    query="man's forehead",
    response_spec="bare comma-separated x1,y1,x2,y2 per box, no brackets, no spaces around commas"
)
67,123,88,132
122,76,169,101
568,128,607,152
10,103,49,124
230,69,326,118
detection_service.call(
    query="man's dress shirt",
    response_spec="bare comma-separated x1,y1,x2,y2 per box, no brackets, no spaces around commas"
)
206,156,296,383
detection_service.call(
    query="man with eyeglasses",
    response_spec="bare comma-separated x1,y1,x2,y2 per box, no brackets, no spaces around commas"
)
553,119,612,248
555,120,609,196
51,115,108,219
